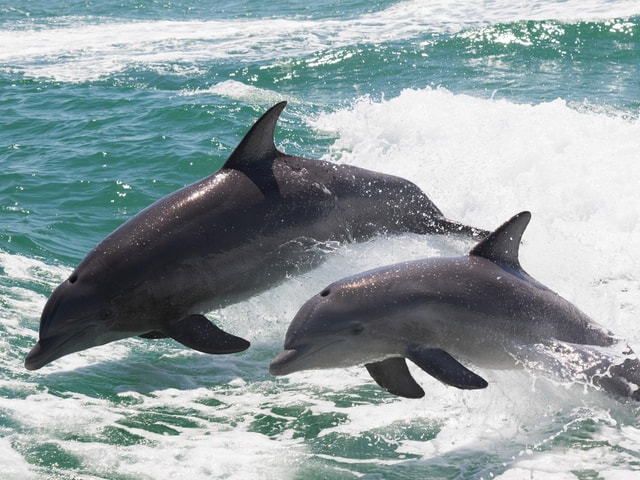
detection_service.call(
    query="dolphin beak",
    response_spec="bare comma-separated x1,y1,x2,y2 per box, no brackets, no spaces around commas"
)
24,340,52,371
24,327,93,371
269,349,300,376
270,339,346,376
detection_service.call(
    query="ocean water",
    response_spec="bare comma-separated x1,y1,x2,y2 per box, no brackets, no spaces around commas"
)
1,0,640,478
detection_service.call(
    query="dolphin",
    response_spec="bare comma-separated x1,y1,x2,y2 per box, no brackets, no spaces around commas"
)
270,211,640,401
25,101,487,370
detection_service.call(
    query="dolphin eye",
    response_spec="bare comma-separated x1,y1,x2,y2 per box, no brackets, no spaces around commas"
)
351,324,364,335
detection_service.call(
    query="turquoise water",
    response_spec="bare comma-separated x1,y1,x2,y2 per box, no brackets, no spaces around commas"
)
2,1,640,478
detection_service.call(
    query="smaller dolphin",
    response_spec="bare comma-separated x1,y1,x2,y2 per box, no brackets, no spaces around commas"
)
270,212,640,401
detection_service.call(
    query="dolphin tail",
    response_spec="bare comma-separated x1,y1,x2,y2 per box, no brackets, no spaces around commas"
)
593,357,640,401
162,314,250,354
429,216,490,239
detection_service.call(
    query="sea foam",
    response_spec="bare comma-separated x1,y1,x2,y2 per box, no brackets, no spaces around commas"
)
2,0,638,82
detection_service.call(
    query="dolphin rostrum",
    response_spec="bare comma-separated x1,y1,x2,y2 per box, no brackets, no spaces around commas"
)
25,101,486,370
270,211,640,401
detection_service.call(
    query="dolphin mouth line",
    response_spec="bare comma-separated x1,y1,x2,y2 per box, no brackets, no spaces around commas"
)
24,325,94,371
270,339,345,375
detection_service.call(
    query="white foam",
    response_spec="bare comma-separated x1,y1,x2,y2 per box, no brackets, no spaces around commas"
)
182,80,290,105
0,250,67,287
0,381,299,480
497,448,637,480
2,0,638,82
0,251,67,343
0,437,36,480
313,88,640,344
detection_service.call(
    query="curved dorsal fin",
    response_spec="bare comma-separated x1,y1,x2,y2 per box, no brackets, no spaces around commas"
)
469,211,531,270
222,101,287,171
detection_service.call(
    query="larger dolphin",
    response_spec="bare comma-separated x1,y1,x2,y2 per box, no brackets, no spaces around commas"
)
26,101,486,370
270,211,640,401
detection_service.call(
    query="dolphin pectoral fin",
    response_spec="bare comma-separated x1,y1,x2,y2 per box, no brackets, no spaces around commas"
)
165,314,251,354
406,346,488,390
365,357,425,398
139,330,168,339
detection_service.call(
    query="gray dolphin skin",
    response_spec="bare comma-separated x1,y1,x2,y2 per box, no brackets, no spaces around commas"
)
270,211,640,401
25,101,487,370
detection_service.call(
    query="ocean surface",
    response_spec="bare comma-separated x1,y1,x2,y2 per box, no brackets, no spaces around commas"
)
1,1,640,478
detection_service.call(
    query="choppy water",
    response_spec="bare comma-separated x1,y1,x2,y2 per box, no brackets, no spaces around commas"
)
1,1,640,478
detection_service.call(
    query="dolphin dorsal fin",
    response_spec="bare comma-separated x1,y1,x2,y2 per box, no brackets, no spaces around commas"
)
469,211,531,270
222,101,287,171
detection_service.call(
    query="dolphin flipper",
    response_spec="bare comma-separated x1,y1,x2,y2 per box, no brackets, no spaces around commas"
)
165,314,250,354
406,346,488,390
365,357,425,398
